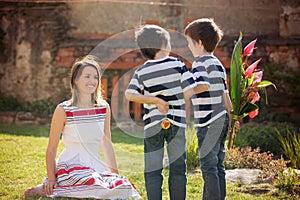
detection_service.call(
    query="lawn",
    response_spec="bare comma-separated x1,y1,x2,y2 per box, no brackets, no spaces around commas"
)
0,124,296,199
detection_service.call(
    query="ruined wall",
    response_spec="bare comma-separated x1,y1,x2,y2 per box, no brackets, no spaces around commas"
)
0,0,299,125
0,2,71,103
183,0,281,36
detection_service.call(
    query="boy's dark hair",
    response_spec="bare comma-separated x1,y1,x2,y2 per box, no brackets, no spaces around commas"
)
135,24,170,59
184,18,223,53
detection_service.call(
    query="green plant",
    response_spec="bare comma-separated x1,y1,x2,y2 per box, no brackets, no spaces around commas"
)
264,63,300,98
228,33,276,149
23,99,56,116
0,96,56,116
186,124,199,171
274,167,299,192
225,146,289,181
0,96,23,112
276,130,300,169
234,122,297,158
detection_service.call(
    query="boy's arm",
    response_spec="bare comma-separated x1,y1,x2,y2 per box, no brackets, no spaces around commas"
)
194,83,210,94
223,92,232,117
183,83,210,101
223,92,240,131
125,91,169,115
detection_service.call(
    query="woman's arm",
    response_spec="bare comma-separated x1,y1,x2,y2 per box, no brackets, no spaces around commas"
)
101,105,119,174
44,105,66,195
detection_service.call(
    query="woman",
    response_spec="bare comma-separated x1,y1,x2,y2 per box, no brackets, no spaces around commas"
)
24,55,140,199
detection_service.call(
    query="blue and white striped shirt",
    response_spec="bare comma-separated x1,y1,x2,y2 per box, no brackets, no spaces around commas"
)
126,56,196,129
191,55,229,127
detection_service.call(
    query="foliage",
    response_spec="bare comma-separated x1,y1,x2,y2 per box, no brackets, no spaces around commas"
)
274,168,300,193
225,146,289,181
276,129,300,169
0,96,56,116
0,96,23,112
228,33,276,149
186,124,199,171
225,146,300,195
264,63,300,98
0,123,50,137
234,122,298,158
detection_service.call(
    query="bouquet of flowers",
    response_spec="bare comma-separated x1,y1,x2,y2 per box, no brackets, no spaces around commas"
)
227,32,276,149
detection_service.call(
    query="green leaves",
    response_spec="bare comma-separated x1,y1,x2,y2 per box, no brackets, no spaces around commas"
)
230,32,243,117
238,101,259,118
256,80,277,89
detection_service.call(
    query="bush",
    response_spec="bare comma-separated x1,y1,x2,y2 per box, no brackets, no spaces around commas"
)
234,121,298,158
276,130,300,169
225,146,289,181
274,167,300,193
186,124,199,171
0,96,23,112
22,99,56,116
0,96,55,116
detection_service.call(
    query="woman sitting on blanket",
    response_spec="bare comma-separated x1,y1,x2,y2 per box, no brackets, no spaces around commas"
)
23,55,140,199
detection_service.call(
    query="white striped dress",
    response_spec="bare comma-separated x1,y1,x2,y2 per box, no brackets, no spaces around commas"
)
45,101,140,199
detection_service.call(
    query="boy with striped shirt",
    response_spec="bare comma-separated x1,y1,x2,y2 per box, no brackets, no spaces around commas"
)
184,18,235,200
125,24,208,200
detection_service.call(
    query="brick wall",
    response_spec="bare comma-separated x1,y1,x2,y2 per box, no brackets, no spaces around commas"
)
0,0,299,125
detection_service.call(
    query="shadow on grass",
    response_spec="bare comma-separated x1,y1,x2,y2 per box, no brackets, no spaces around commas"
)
111,128,143,145
0,124,144,145
0,123,50,137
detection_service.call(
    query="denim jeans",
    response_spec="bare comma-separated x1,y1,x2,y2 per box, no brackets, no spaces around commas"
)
197,114,229,200
144,123,187,200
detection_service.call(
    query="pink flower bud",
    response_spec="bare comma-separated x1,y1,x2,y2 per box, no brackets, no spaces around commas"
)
244,39,257,57
248,109,259,118
244,58,262,78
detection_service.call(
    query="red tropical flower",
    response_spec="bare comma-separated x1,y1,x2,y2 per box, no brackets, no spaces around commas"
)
248,109,259,118
243,38,257,57
253,70,263,85
244,58,262,78
228,33,276,149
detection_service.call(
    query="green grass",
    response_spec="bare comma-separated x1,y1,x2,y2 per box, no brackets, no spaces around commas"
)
0,124,297,199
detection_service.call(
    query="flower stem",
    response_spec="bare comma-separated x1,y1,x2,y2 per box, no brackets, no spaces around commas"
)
227,119,237,149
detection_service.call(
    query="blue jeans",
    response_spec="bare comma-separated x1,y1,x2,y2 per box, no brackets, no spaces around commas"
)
144,123,186,200
197,114,229,200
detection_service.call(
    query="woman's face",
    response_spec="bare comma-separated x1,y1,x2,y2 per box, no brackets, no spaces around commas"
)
76,66,99,95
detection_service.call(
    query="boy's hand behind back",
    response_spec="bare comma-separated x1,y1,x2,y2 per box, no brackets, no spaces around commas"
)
156,98,169,115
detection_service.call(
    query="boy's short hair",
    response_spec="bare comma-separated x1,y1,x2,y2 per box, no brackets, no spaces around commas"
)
184,18,223,53
135,24,170,59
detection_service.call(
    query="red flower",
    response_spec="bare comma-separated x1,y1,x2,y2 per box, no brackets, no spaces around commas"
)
251,92,260,104
248,109,259,118
244,58,262,78
253,70,263,85
161,119,171,129
243,38,257,57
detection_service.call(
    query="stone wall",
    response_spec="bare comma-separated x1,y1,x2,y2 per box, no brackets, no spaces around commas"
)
0,0,299,125
0,1,71,103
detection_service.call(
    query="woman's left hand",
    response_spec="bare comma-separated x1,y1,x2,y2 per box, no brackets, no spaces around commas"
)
43,180,57,195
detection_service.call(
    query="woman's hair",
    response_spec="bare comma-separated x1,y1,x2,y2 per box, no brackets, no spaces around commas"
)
184,18,223,53
135,24,170,59
69,55,103,106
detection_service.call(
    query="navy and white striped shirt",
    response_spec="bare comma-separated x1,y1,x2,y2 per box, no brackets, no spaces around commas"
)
126,56,196,130
191,55,229,127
